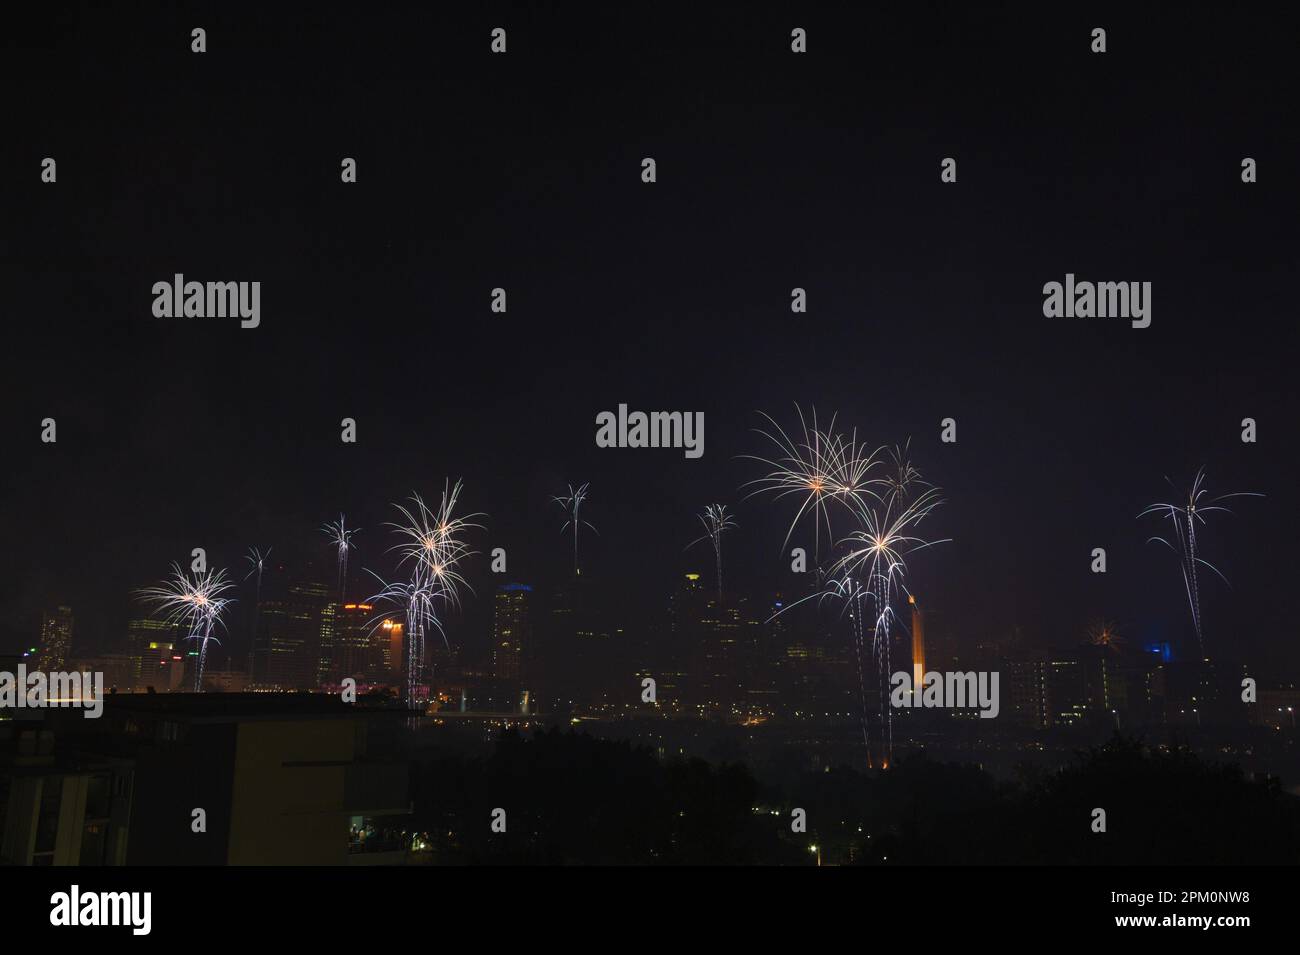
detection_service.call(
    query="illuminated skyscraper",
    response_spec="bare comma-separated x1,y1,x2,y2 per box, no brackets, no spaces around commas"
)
492,584,532,682
374,619,404,685
321,602,374,685
316,601,340,687
126,615,174,652
37,606,74,671
252,578,331,690
122,613,178,689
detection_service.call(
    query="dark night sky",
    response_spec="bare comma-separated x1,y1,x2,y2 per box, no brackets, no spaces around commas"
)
3,5,1297,673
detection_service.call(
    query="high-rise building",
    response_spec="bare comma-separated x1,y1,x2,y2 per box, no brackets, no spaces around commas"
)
126,615,174,653
325,603,375,684
542,573,613,706
693,601,752,710
37,606,74,671
315,600,341,686
124,615,179,689
666,574,766,713
369,618,404,686
492,584,532,683
658,573,706,704
1006,656,1048,729
737,596,779,713
134,641,177,691
1042,659,1088,725
252,579,331,690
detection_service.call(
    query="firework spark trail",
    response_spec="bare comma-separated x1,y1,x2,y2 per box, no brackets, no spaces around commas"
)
747,416,947,769
823,576,873,766
369,480,482,707
243,546,271,588
366,574,440,700
553,483,597,575
138,563,235,691
1139,467,1262,656
767,579,876,766
740,405,887,569
243,546,271,659
387,482,480,603
322,515,359,601
831,447,947,767
687,504,736,604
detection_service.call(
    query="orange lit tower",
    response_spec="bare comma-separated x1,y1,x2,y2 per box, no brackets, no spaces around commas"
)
909,594,925,687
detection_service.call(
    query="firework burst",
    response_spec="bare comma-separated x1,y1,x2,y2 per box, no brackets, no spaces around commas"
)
138,563,235,691
386,483,480,612
243,546,271,587
686,504,737,604
831,452,946,766
748,419,947,769
1139,467,1261,656
322,515,359,600
1087,619,1124,653
553,483,598,575
368,480,482,706
741,406,886,567
243,546,272,658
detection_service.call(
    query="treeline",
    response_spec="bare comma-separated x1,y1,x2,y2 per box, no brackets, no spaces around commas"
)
408,730,1300,864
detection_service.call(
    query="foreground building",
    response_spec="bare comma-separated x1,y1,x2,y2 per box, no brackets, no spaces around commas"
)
51,694,412,865
0,720,133,865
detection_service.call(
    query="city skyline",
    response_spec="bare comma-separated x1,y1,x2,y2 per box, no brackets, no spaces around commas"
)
5,448,1279,677
19,537,1294,713
3,2,1297,894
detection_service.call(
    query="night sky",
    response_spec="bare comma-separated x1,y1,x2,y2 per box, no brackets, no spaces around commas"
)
4,5,1296,674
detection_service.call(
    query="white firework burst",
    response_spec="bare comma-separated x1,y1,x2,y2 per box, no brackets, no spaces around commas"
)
138,563,235,691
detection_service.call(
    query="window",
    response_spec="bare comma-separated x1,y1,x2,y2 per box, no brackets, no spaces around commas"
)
80,823,107,866
85,773,111,819
35,776,63,854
